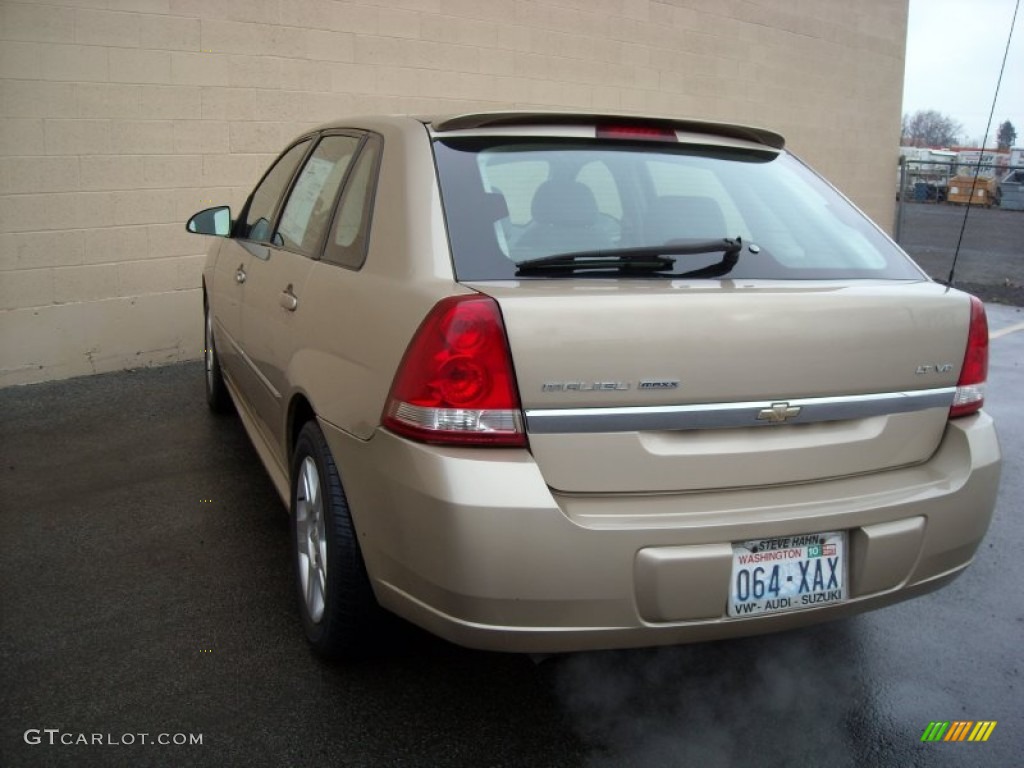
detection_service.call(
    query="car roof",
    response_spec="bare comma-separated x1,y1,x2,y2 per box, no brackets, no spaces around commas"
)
307,112,785,150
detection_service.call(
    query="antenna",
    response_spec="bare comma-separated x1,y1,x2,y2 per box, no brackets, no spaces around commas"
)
947,0,1020,286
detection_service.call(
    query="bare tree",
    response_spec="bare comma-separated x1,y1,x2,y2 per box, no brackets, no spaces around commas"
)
996,120,1017,150
901,110,963,147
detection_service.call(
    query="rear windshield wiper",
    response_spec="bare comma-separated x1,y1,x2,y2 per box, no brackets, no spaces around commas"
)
514,238,744,276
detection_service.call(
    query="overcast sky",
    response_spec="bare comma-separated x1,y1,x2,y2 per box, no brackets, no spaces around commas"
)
903,0,1023,146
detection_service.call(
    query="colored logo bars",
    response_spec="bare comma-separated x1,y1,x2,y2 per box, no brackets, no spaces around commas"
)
921,721,997,742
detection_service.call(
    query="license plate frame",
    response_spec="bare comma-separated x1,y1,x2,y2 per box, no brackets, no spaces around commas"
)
727,531,847,618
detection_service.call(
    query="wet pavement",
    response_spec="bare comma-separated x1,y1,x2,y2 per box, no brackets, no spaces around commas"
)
1,304,1022,767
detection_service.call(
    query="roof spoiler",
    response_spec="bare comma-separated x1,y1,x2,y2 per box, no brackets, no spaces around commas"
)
430,112,785,150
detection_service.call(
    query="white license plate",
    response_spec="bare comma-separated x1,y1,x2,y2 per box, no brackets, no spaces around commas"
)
727,532,847,618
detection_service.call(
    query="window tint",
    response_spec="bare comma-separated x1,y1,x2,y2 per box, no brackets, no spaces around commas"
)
480,159,547,226
241,140,310,242
433,139,923,282
646,160,749,238
324,135,382,269
577,160,621,219
274,135,361,255
474,153,624,265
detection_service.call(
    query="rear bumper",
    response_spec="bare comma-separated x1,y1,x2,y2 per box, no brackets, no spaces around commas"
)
323,413,1001,653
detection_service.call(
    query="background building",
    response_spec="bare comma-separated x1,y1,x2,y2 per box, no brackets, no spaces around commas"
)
0,0,909,385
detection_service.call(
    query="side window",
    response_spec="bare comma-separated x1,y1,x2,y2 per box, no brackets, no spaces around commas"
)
241,140,310,242
274,135,361,256
576,161,621,219
645,159,750,238
480,159,548,226
324,135,382,269
477,157,548,258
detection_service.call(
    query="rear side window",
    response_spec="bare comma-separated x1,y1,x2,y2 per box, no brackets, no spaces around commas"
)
324,134,382,269
240,140,310,242
274,135,361,256
433,139,922,282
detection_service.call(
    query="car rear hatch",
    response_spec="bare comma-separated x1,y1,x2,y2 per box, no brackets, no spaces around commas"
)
428,113,975,494
466,279,967,493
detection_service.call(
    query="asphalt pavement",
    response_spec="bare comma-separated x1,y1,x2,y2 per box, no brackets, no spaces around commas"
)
1,303,1022,767
897,203,1023,305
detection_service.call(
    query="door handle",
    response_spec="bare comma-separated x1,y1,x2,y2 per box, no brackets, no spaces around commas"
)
235,265,246,284
280,285,298,312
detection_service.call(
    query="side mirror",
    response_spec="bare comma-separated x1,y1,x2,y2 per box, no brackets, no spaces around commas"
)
187,206,232,237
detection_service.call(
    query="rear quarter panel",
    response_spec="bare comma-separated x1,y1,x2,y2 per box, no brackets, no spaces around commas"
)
282,118,467,442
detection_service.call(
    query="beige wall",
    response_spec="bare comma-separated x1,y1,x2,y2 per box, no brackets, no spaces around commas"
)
0,0,908,386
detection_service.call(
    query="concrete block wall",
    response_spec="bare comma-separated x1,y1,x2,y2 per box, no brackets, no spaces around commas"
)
0,0,908,386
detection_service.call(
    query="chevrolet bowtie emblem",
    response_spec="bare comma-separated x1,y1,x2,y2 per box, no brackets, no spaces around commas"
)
757,402,801,424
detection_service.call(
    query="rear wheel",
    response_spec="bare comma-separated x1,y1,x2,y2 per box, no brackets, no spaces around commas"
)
203,297,231,413
291,421,383,659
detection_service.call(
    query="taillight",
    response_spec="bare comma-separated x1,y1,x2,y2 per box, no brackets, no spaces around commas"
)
950,295,988,419
382,295,526,446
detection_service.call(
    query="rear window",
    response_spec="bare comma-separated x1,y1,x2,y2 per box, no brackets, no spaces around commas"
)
433,139,922,281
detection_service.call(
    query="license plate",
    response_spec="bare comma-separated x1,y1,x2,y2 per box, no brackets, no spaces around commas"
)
727,532,847,618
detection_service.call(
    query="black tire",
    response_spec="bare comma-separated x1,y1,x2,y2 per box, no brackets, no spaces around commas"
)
291,421,383,659
203,296,232,414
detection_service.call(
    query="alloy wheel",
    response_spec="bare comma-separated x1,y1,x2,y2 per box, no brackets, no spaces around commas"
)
295,456,327,623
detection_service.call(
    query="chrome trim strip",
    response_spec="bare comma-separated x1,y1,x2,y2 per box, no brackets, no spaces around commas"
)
524,388,956,434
